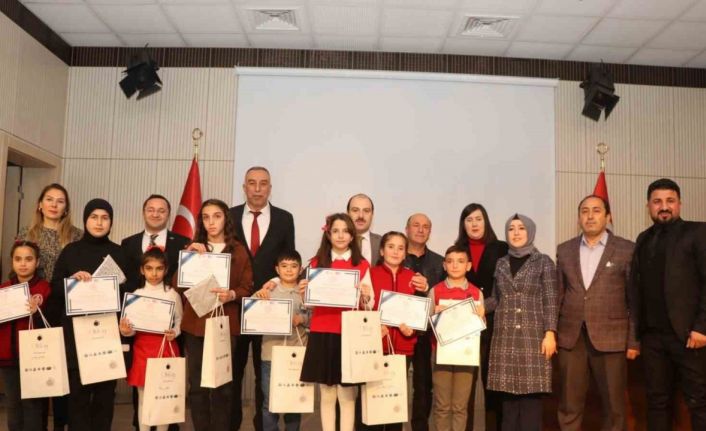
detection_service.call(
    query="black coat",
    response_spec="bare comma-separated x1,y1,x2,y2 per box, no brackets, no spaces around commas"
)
629,219,706,342
230,204,296,291
465,240,509,298
120,230,190,292
403,247,445,295
47,236,129,370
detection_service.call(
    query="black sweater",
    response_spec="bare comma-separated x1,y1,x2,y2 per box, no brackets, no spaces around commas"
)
48,235,127,370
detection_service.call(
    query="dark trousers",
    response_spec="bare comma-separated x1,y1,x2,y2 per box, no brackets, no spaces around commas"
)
500,393,543,431
42,396,69,430
232,334,263,431
0,367,44,431
411,332,433,431
557,328,627,431
67,368,117,431
641,330,706,431
466,326,501,431
184,333,235,431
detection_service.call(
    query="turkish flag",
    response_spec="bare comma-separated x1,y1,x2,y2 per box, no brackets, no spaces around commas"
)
593,170,609,205
172,158,201,240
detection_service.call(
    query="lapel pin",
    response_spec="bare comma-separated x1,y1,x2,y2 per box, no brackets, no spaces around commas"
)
606,261,613,267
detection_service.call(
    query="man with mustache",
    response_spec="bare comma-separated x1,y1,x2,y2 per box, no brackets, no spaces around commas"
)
629,178,706,431
347,193,380,266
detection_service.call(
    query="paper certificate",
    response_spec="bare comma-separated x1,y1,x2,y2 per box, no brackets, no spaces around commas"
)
429,298,485,346
240,298,293,336
304,268,359,309
65,276,121,316
121,293,175,334
378,290,431,331
177,250,231,289
0,283,31,324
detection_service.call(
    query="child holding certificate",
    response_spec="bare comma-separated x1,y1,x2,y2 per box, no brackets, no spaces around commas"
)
253,249,309,431
299,213,373,431
120,248,183,431
0,241,50,431
369,231,427,431
429,245,484,431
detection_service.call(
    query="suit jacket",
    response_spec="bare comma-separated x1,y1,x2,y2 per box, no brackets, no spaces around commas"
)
556,233,637,352
369,232,381,266
629,219,706,342
120,230,190,292
403,247,445,292
230,203,296,290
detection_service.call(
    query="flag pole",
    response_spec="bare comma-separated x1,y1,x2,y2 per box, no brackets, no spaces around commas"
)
597,142,609,172
192,128,203,162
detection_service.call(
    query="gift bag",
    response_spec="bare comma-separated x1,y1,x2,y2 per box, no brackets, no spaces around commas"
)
73,313,126,384
361,337,408,425
436,334,480,366
19,308,70,399
201,305,232,388
341,310,384,384
269,333,314,413
142,336,186,426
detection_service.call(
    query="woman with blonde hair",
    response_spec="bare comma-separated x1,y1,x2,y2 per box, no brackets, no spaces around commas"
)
17,183,82,281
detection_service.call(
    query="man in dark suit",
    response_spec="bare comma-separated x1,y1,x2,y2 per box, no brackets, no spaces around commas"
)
405,213,444,431
230,166,295,431
629,178,706,431
556,195,639,431
121,194,190,431
347,193,380,266
121,194,190,291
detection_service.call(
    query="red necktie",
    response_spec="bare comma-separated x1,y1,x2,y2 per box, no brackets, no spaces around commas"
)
250,211,262,256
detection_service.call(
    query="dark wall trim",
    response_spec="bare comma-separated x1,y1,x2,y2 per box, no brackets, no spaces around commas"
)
0,0,71,64
72,46,706,88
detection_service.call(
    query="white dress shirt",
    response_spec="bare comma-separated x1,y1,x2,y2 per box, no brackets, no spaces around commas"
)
579,231,609,289
141,228,167,252
241,203,271,249
359,230,372,263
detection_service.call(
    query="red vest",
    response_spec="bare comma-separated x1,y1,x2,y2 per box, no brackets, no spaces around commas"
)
309,257,370,334
370,264,417,356
0,277,51,366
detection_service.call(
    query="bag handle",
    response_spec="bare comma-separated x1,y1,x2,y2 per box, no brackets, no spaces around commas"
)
282,325,305,347
27,305,51,330
385,333,395,355
157,334,177,358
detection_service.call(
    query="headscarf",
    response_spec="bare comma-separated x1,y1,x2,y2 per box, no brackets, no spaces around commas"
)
82,198,113,242
505,213,536,258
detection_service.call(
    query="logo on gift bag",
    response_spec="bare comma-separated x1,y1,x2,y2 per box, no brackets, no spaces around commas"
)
109,361,117,369
47,378,55,386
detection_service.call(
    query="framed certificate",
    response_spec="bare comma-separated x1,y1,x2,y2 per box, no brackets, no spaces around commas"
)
378,290,431,331
0,282,31,324
177,250,231,289
429,298,485,346
304,268,359,309
64,276,121,316
121,293,175,334
240,298,293,336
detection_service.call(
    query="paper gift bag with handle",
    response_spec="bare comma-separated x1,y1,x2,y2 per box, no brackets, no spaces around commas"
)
269,332,314,413
361,337,408,425
201,304,232,388
142,336,186,426
19,308,70,399
73,312,126,384
341,310,385,383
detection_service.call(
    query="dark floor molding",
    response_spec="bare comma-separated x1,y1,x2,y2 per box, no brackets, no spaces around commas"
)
72,46,706,88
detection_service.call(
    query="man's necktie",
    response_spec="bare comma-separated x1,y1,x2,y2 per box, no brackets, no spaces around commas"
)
251,211,262,256
149,234,158,248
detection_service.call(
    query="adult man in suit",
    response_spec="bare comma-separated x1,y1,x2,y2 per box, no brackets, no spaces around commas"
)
347,193,380,266
230,166,295,431
556,195,639,431
121,194,190,431
121,194,190,291
405,213,444,431
629,178,706,431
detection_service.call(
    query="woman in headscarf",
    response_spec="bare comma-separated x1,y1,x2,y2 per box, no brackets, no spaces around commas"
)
485,214,558,431
47,198,127,431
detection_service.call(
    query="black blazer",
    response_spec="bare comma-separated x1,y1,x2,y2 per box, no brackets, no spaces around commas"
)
230,204,296,290
465,240,509,298
629,219,706,342
404,247,445,294
120,230,191,292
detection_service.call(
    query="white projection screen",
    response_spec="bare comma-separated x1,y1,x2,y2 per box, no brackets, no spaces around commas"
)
233,68,557,261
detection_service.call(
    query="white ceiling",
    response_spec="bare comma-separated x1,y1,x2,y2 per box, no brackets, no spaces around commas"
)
18,0,706,68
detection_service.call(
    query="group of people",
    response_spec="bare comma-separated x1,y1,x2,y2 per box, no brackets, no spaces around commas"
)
0,166,704,431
